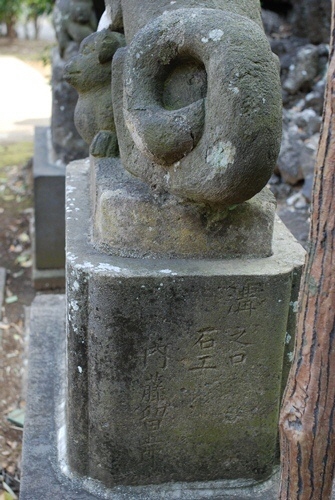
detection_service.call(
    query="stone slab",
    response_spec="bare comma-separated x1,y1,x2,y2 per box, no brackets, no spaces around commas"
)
31,266,65,291
20,294,278,499
33,126,66,272
30,191,65,290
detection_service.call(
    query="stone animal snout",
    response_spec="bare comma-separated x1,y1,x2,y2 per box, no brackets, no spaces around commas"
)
115,8,283,207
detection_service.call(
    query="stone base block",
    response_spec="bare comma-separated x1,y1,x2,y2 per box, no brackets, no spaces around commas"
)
21,295,335,500
65,161,306,490
33,126,65,284
21,296,279,499
31,266,65,291
92,158,276,259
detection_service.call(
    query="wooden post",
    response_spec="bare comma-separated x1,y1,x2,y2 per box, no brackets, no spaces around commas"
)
279,1,335,498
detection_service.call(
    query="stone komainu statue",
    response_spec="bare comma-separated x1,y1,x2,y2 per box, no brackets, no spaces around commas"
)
53,0,98,58
65,0,282,209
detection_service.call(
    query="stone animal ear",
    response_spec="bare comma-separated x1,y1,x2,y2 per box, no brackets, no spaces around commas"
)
109,0,123,32
98,31,125,64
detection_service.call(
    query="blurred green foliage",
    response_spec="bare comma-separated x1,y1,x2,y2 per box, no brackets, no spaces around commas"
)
0,0,54,38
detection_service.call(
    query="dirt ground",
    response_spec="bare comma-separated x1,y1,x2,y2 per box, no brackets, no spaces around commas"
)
0,37,56,499
0,38,53,80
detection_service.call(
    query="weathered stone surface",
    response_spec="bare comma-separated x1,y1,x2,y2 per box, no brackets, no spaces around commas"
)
304,77,327,115
20,296,281,499
51,47,89,165
53,0,98,58
26,2,305,497
51,0,108,164
65,1,281,207
114,0,263,42
65,160,305,489
271,39,327,202
33,127,66,273
283,44,325,95
0,267,6,320
32,267,65,291
116,8,282,207
277,109,321,186
17,293,335,498
91,157,276,259
63,28,125,157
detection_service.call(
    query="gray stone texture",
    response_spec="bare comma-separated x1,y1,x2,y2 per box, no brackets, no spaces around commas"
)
113,0,264,42
33,127,66,272
283,44,326,96
65,160,305,489
63,29,125,157
23,1,307,496
114,8,282,207
51,47,89,165
271,37,328,203
290,0,331,44
277,107,322,189
66,1,282,208
32,266,65,291
92,158,276,259
20,293,335,499
53,0,98,58
51,0,109,165
20,298,278,499
0,267,6,320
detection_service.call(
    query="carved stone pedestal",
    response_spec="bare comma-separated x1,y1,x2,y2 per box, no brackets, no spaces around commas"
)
64,159,305,495
20,294,280,499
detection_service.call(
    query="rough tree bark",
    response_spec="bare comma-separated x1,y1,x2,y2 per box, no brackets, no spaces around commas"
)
6,20,17,39
279,1,335,498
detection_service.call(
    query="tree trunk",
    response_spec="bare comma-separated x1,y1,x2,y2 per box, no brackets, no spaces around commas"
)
278,1,335,498
6,20,17,40
33,15,39,40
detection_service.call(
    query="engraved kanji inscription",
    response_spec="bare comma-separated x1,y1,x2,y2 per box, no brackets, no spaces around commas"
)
143,343,169,369
226,327,251,346
141,373,166,403
141,404,167,431
226,326,255,365
227,284,265,316
230,353,247,365
141,435,163,466
189,328,218,371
